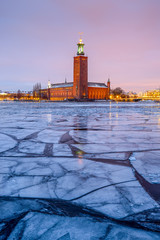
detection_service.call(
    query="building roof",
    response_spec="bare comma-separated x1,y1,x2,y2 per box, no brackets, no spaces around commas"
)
51,82,73,88
50,82,108,89
88,82,108,88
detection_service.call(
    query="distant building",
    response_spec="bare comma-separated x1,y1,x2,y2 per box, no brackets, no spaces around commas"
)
139,89,160,100
41,38,110,101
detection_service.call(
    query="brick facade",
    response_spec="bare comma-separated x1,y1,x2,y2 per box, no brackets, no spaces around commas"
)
73,56,88,99
40,38,110,101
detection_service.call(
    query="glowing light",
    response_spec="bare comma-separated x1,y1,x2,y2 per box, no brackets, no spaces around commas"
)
77,37,85,55
76,150,84,165
47,114,52,123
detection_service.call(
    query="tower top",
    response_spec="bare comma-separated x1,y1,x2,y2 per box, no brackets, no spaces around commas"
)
78,32,83,42
77,36,85,56
79,38,83,44
48,80,51,88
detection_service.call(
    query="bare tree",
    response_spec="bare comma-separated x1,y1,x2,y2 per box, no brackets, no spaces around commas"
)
33,83,41,98
17,89,22,100
111,87,125,97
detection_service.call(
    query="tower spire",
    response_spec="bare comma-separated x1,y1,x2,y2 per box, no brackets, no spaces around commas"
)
77,33,85,56
48,79,51,88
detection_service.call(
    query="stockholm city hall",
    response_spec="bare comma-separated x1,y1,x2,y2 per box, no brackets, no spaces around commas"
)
41,38,110,101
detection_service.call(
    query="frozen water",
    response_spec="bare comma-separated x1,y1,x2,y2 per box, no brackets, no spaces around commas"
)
0,133,16,153
130,151,160,184
0,101,160,239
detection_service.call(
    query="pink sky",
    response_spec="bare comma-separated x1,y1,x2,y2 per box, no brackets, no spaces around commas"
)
0,0,160,93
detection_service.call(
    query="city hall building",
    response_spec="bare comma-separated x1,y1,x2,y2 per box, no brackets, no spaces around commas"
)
41,38,110,101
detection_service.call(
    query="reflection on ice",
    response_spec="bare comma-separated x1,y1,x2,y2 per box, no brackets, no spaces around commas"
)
46,113,52,123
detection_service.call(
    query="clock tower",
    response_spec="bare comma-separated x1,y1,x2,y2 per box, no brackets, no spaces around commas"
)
73,37,88,100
